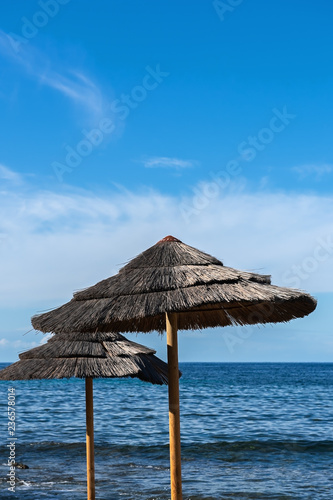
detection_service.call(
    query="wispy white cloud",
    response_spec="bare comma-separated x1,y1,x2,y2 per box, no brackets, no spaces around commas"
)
39,333,52,345
13,339,39,349
0,337,39,349
0,176,332,311
38,68,104,116
292,164,333,180
0,164,22,183
0,29,106,123
142,156,196,169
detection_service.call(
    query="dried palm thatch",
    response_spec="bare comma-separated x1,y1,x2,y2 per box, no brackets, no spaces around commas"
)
0,331,169,385
29,235,317,500
32,236,317,334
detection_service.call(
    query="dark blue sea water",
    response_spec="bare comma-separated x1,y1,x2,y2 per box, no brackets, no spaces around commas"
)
0,362,332,499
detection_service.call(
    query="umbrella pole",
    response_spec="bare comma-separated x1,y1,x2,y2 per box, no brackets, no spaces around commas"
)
166,312,182,500
85,377,95,500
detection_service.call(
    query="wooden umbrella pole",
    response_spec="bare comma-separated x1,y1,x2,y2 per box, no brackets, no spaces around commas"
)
85,377,95,500
166,312,182,500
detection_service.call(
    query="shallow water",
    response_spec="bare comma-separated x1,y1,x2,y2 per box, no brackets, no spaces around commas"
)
0,362,332,499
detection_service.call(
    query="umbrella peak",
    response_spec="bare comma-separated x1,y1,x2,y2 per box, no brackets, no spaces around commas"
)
158,235,182,243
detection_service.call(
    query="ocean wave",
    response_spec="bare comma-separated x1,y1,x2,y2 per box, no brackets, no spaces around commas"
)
12,437,333,456
182,439,333,457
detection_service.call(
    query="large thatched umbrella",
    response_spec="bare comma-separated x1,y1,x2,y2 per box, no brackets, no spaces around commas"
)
0,330,170,500
31,236,317,500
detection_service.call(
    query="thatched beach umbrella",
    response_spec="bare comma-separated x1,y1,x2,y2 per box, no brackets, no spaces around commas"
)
0,330,170,500
31,236,317,500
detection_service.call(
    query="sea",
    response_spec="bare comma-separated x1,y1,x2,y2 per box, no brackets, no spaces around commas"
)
0,362,332,500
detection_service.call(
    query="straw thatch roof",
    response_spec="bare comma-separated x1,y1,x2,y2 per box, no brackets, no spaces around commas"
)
31,236,317,334
0,331,169,384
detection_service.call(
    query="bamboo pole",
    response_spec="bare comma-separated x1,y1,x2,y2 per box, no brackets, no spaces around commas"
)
166,312,182,500
85,377,95,500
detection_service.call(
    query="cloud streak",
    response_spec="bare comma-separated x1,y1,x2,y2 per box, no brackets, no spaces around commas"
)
0,164,22,183
0,29,105,123
292,164,333,180
142,156,196,169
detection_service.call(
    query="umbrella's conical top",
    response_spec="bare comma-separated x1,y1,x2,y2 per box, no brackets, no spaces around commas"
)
0,331,169,384
117,235,222,269
158,235,182,242
31,236,317,334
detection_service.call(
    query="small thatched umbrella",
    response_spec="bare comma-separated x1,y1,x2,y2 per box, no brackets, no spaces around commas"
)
0,330,170,500
31,236,317,500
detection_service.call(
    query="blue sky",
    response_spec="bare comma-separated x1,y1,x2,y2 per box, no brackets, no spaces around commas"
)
0,0,332,362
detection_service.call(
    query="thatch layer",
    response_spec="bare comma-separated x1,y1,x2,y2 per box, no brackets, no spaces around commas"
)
118,239,223,269
0,331,169,384
47,331,120,342
0,356,169,382
73,265,271,300
31,236,317,334
19,340,108,359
